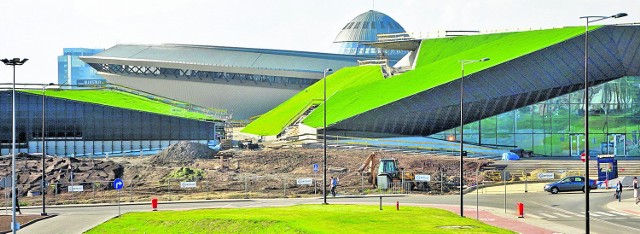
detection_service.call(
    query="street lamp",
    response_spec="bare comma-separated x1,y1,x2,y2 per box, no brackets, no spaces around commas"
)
322,68,332,205
579,12,626,233
458,58,489,217
41,82,54,216
2,57,28,234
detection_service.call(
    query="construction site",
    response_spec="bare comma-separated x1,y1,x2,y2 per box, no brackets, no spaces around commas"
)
3,140,640,208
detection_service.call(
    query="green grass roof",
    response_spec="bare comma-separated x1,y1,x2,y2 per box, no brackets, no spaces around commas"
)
243,26,598,136
242,66,384,135
21,89,215,121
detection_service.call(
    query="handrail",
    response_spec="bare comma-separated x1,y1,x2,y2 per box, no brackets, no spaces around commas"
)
277,99,323,137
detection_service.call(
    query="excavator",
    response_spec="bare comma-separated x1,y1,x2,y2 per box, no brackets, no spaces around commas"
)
357,152,427,190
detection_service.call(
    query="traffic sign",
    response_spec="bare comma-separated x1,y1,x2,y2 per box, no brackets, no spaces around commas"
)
113,178,124,190
313,164,319,172
0,176,11,189
580,152,586,163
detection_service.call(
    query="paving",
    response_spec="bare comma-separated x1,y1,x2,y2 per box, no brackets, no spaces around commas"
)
11,183,640,233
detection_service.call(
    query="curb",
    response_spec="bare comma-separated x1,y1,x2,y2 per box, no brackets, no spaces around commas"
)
315,194,407,199
21,198,255,209
0,214,57,234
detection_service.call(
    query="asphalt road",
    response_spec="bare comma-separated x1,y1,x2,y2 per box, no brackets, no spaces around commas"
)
15,187,640,234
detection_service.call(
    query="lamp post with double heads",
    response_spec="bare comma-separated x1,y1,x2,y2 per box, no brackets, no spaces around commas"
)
458,58,489,217
2,58,28,234
322,68,332,205
41,82,54,216
579,12,626,233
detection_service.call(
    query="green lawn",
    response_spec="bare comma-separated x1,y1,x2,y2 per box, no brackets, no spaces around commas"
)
242,66,383,135
243,26,599,136
86,204,513,234
21,89,216,121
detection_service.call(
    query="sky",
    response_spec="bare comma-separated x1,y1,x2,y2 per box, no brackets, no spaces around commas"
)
1,0,639,84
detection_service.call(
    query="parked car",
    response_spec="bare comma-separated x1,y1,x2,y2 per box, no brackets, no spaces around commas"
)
544,176,597,194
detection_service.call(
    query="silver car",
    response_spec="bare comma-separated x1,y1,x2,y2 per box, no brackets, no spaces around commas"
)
544,176,597,194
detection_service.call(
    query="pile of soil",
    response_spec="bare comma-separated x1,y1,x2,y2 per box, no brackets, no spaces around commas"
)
148,141,217,166
0,154,123,195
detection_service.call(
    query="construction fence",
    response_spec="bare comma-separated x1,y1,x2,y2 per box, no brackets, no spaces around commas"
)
0,167,589,208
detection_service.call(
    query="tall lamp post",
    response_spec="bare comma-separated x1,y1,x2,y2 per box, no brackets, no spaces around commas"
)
41,82,54,216
458,58,489,217
579,13,626,233
322,68,332,205
2,58,28,234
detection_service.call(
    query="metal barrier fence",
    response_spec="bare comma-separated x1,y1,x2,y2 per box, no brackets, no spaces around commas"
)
0,167,595,209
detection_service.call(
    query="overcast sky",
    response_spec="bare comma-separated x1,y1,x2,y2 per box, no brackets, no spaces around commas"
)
1,0,639,84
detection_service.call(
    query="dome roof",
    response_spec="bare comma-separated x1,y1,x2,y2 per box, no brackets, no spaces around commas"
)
334,10,407,43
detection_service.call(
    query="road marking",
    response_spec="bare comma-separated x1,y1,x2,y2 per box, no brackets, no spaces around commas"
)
609,211,630,216
587,212,602,217
539,213,557,218
572,213,584,217
594,211,616,217
553,213,571,218
525,213,542,219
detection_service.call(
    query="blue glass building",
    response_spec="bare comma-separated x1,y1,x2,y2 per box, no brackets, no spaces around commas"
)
331,10,409,64
58,48,105,88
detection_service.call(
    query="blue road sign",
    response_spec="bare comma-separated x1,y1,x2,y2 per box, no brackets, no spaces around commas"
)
113,178,124,190
313,164,319,172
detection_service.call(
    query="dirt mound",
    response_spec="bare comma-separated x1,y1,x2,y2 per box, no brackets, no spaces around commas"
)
148,141,217,165
0,155,123,195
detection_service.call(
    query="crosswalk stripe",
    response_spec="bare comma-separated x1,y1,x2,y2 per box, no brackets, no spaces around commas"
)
553,213,571,218
608,211,630,216
594,212,616,217
539,213,557,218
573,213,585,217
526,213,542,219
588,212,602,217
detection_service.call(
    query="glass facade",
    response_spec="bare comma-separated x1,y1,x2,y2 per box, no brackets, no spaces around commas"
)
0,91,222,157
433,76,640,157
332,10,409,64
58,48,105,88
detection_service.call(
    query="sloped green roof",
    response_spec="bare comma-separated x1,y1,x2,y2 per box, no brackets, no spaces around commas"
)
241,66,383,135
21,89,215,121
243,26,597,136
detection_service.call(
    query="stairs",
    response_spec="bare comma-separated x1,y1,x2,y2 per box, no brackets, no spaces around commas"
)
279,105,318,140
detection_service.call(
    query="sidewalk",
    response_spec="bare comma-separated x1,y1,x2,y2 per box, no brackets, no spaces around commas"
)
425,204,583,234
607,190,640,216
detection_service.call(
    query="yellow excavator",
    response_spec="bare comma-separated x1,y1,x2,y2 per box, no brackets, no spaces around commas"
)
357,152,423,190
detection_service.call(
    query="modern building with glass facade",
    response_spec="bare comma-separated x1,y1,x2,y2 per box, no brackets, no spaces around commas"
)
244,24,640,157
0,88,223,157
434,76,640,157
80,10,411,119
58,48,105,88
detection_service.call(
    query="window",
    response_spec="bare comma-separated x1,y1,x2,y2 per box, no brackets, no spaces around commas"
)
346,22,354,29
387,22,394,29
379,22,385,29
371,21,376,29
354,22,361,29
363,22,369,29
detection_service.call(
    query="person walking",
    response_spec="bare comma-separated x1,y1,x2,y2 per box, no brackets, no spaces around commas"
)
634,177,639,204
330,176,338,197
616,180,623,202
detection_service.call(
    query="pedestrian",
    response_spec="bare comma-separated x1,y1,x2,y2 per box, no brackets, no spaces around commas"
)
330,176,338,197
11,189,22,215
634,177,639,204
616,180,623,202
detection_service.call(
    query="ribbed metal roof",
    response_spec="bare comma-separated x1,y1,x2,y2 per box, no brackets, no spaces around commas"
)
333,10,407,43
83,44,371,78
